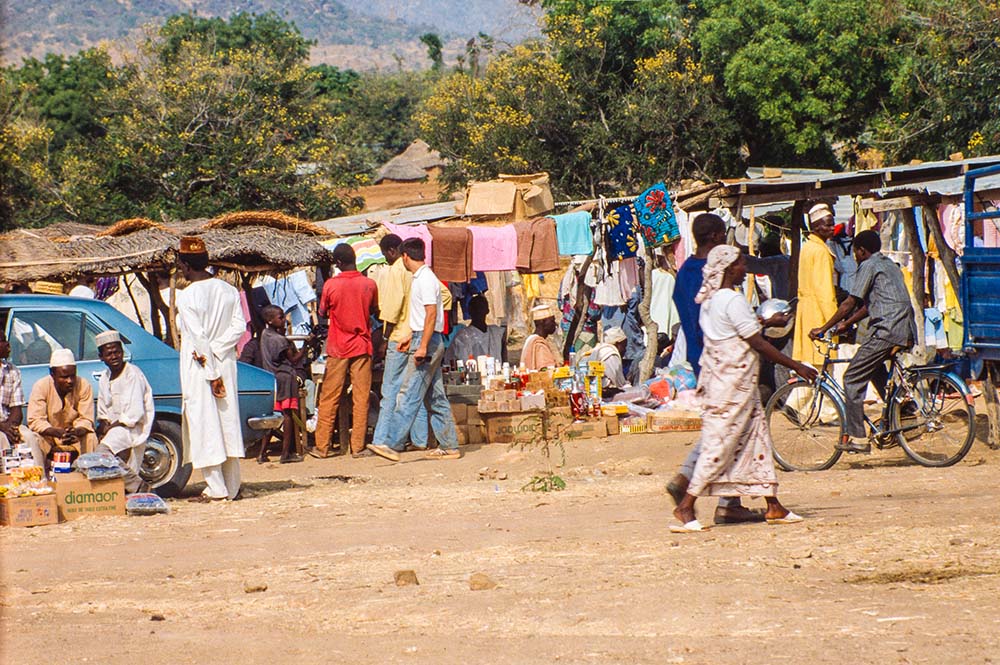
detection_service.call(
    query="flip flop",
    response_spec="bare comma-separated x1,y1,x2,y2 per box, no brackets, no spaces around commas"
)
669,519,709,533
766,511,804,525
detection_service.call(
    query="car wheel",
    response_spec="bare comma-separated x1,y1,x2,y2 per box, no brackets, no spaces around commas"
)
141,418,192,498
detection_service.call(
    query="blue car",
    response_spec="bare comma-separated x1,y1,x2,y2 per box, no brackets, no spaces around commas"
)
0,294,281,496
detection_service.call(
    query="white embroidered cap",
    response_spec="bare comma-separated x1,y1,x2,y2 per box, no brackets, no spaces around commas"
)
49,348,76,367
95,330,121,348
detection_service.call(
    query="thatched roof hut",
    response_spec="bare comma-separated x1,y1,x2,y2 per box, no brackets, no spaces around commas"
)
0,211,338,283
374,139,447,184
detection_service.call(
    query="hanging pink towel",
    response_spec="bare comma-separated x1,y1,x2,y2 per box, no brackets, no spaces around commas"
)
468,225,518,271
383,221,433,265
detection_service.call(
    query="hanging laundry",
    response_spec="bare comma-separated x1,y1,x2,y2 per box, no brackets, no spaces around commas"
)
428,225,474,282
606,204,638,260
468,225,518,271
383,221,433,264
633,183,678,247
514,217,560,273
552,211,594,256
321,236,386,272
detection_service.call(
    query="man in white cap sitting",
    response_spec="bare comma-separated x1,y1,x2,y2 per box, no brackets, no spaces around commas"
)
95,330,154,493
26,348,97,469
588,327,630,395
522,305,559,370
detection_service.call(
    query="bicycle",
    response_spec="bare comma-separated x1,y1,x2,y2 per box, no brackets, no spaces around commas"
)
765,334,976,470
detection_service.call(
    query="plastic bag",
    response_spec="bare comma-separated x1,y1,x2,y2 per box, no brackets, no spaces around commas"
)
84,465,126,480
126,493,170,516
73,452,122,470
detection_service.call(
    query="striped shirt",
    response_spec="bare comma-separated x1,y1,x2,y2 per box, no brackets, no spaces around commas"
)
850,252,917,346
0,359,25,422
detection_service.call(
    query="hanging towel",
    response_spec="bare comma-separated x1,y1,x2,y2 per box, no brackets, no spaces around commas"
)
606,205,639,260
383,221,433,265
553,211,594,256
428,226,474,282
469,225,518,271
634,183,678,247
322,236,386,272
514,217,560,273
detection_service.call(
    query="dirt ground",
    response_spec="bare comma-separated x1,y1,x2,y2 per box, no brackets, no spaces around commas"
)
3,420,1000,664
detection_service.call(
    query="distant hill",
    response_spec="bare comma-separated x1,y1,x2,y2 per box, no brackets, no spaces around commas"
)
0,0,542,69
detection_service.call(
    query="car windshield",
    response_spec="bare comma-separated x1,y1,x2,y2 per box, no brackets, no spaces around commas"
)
5,309,106,366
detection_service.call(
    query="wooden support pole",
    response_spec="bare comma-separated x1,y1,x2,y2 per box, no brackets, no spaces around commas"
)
788,200,805,298
900,208,927,355
637,244,658,382
983,361,1000,450
562,252,596,361
134,271,165,342
921,204,963,303
168,269,179,350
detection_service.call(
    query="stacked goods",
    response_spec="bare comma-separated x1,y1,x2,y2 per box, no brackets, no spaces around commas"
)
1,442,37,474
0,467,58,528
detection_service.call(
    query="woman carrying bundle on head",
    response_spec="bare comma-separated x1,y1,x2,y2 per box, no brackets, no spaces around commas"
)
670,246,818,533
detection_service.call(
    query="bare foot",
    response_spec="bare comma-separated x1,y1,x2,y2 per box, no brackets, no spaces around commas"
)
763,498,789,521
673,505,696,524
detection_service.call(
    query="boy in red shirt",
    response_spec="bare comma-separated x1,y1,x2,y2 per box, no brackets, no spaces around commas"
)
310,244,379,458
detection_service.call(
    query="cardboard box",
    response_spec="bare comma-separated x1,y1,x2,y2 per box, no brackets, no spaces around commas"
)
605,414,621,437
0,493,58,527
563,419,608,441
544,407,574,439
647,411,702,433
484,412,544,444
520,393,546,410
54,472,126,521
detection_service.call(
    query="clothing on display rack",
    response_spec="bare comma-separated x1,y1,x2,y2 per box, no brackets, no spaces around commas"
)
634,183,679,247
514,217,560,273
383,221,434,264
468,225,519,271
428,225,475,282
553,211,594,256
606,204,638,260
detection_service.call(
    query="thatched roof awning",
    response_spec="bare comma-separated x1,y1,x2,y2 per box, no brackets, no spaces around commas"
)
0,211,337,283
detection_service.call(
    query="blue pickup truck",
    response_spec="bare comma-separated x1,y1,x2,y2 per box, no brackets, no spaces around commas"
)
961,163,1000,358
0,294,281,496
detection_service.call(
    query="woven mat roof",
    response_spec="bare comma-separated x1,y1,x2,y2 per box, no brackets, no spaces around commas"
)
0,211,336,283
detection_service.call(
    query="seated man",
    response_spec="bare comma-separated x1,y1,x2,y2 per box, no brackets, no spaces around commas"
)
95,331,154,493
522,305,559,370
0,329,42,455
444,295,507,365
588,327,630,396
810,230,917,453
27,348,97,469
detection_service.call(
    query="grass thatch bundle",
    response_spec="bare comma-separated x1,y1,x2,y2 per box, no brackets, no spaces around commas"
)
206,211,332,237
97,218,164,237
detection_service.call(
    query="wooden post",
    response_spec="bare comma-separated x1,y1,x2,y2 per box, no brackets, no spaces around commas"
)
921,204,963,303
983,361,1000,450
900,208,927,354
788,200,805,298
637,244,658,382
168,268,179,350
745,205,756,303
134,271,165,342
562,252,596,360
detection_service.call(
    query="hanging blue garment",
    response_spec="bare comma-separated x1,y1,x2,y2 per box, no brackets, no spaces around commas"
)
634,183,678,247
553,211,594,256
606,205,638,260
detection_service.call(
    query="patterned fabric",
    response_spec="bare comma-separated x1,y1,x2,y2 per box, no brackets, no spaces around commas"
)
0,359,25,422
695,245,741,304
633,183,679,247
321,237,386,273
688,334,778,498
606,205,638,260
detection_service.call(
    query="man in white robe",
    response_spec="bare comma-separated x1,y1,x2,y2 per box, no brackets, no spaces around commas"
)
176,236,247,501
588,326,629,392
95,330,153,493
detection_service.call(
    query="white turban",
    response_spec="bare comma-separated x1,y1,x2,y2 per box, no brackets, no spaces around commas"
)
695,245,741,304
808,203,834,228
49,348,76,367
603,327,627,344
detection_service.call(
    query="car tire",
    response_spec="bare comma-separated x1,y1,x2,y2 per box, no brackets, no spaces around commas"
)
142,418,192,498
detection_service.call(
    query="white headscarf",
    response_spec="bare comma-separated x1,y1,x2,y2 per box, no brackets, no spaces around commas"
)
695,245,740,304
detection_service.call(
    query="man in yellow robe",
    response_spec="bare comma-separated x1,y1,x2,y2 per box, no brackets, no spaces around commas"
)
793,203,838,364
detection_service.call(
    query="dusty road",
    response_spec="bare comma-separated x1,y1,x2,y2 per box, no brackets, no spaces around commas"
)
3,425,1000,664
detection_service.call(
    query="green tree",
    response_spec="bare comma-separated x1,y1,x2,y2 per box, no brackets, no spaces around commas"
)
873,0,1000,161
157,12,313,70
420,33,445,71
691,0,898,165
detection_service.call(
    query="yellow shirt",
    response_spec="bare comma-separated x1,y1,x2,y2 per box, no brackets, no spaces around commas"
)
377,259,451,343
793,234,838,364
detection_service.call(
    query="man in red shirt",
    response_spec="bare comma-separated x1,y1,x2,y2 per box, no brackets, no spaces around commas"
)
310,244,379,458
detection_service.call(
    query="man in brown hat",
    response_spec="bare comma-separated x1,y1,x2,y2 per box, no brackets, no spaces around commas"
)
176,237,247,501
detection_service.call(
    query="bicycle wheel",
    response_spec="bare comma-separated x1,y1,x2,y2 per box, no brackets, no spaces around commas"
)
766,380,845,471
891,371,975,467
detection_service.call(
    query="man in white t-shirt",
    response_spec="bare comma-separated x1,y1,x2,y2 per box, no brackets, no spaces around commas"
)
369,238,460,462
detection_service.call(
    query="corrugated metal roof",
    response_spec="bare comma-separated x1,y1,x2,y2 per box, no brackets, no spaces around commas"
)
876,174,1000,197
316,201,459,236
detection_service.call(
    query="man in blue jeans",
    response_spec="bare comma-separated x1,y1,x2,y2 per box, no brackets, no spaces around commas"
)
372,234,431,450
369,238,460,462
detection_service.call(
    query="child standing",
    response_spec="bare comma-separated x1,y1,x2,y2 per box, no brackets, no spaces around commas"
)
259,305,312,464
